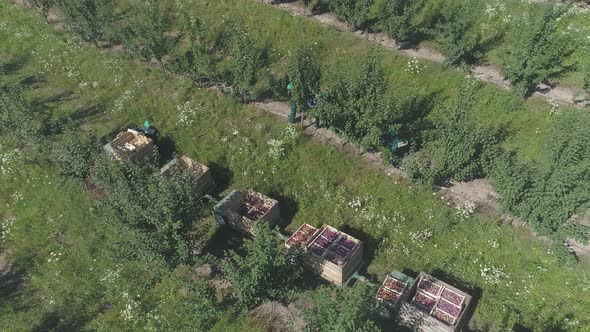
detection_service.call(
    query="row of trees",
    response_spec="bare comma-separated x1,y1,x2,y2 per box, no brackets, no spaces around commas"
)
302,0,577,96
22,0,588,248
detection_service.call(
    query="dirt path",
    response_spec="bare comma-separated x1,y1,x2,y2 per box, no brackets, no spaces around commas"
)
270,1,590,108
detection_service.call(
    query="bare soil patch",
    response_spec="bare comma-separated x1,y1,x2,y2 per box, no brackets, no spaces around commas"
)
252,301,305,332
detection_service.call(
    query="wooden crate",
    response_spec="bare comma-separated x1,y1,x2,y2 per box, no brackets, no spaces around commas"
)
215,189,280,237
104,129,155,164
397,272,472,332
300,225,364,286
376,271,414,310
160,155,215,193
285,224,319,250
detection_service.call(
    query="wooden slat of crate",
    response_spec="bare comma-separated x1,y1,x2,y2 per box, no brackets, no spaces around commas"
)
111,131,135,147
109,130,155,164
226,210,254,236
178,156,216,193
260,200,280,227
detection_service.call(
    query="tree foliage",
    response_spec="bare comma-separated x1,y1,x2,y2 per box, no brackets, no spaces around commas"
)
56,0,115,45
403,80,504,184
501,5,573,96
493,112,590,240
24,0,54,21
374,0,424,45
301,284,379,332
287,44,321,112
328,0,374,30
228,20,262,102
317,51,423,150
54,128,100,180
429,0,484,65
177,9,214,86
90,157,205,265
223,222,302,310
142,271,223,331
122,0,177,64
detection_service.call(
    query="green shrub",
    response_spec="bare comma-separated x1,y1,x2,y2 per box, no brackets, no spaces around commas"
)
500,5,573,96
317,51,389,149
432,0,484,65
374,0,424,45
287,43,321,112
0,83,44,147
228,20,264,102
403,80,504,184
300,284,379,332
140,272,223,331
328,0,374,30
54,128,100,180
121,0,177,64
174,9,214,86
56,0,115,46
490,154,536,219
491,111,590,240
222,223,302,310
90,157,205,265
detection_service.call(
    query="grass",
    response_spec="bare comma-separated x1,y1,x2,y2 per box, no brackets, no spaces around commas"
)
1,1,590,331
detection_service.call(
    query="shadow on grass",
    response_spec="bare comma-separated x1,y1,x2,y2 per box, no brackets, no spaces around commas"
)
202,226,247,260
208,162,233,196
156,135,176,164
19,74,46,89
269,193,298,231
33,312,87,332
1,56,28,75
0,264,24,309
68,104,106,123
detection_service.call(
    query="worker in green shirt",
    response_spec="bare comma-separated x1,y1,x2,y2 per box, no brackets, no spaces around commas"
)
288,83,296,123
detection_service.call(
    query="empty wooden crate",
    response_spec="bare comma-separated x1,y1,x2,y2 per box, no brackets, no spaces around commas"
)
103,129,155,164
160,155,215,193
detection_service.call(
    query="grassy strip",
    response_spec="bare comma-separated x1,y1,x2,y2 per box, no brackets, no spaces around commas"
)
1,2,590,330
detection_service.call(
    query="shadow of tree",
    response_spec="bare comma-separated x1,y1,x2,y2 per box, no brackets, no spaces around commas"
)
207,162,233,197
19,74,46,89
269,192,299,231
0,55,28,75
156,135,176,164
